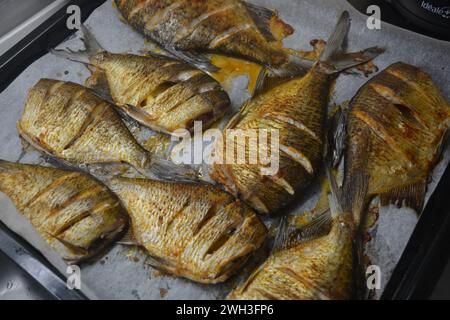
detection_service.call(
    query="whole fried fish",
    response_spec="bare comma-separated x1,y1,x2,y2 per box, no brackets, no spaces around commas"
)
0,160,127,262
209,12,384,215
17,79,153,175
339,62,450,222
52,26,230,134
114,0,310,76
107,177,267,284
228,173,363,300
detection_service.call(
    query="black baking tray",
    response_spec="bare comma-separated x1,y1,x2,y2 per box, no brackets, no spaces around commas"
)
1,0,450,300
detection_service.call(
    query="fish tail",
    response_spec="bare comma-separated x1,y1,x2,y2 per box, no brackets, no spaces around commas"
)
50,24,104,65
319,11,385,74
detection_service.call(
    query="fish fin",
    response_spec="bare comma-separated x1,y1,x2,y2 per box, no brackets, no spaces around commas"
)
225,98,254,129
84,69,114,102
117,103,159,130
353,232,368,299
163,46,219,73
142,157,208,184
144,255,176,274
318,11,384,74
344,171,369,221
50,24,104,65
272,210,333,254
242,1,278,42
79,24,104,54
326,47,385,73
117,227,139,246
252,67,268,97
326,130,368,220
50,47,92,65
327,104,348,168
319,11,351,62
268,53,312,78
143,50,178,61
379,180,427,215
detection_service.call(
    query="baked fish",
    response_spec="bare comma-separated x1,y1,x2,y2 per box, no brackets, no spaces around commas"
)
107,177,267,284
114,0,310,76
339,62,450,222
228,208,355,300
0,160,127,262
209,12,384,215
228,171,363,300
17,79,152,175
52,26,230,134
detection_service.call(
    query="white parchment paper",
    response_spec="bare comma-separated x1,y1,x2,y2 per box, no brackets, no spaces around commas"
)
0,0,449,299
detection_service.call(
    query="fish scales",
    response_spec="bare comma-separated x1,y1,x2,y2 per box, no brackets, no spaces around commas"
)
0,160,127,262
108,177,267,284
208,11,384,215
17,79,151,171
228,212,355,300
343,62,450,218
210,67,334,215
88,52,230,133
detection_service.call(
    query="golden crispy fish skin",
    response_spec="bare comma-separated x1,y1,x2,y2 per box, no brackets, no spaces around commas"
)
342,62,450,220
114,0,307,76
228,212,355,300
52,26,230,134
210,67,332,215
209,12,383,215
0,160,128,263
17,79,150,171
107,177,267,284
92,53,230,133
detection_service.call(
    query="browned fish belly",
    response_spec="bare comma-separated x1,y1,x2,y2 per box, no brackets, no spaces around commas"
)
107,177,267,283
0,160,127,262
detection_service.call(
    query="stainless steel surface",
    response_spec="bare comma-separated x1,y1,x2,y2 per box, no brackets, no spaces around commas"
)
0,249,54,300
0,227,85,300
0,0,70,57
0,0,55,38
